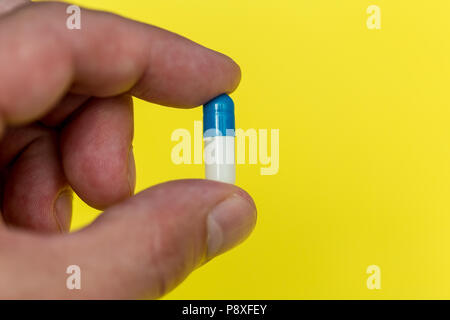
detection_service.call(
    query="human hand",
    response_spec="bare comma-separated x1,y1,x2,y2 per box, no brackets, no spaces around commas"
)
0,1,256,299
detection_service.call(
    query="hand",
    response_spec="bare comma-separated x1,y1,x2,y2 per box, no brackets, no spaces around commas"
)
0,1,256,299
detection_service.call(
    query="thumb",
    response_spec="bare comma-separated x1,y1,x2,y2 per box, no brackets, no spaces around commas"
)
5,180,256,299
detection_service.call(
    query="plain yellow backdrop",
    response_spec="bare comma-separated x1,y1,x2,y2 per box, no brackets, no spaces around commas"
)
56,0,450,299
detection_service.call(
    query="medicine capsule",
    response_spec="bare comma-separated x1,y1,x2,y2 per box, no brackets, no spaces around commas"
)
203,94,236,184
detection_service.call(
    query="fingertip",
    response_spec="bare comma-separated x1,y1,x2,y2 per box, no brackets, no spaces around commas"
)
233,186,256,211
205,192,257,261
225,54,242,94
61,95,134,210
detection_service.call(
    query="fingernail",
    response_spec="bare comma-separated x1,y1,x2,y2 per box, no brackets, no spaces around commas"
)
206,192,257,260
128,146,136,196
54,189,73,233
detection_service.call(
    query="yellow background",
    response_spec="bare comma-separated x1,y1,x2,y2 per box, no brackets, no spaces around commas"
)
64,0,450,299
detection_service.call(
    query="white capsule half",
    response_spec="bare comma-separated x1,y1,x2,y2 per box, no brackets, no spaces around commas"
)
204,136,235,184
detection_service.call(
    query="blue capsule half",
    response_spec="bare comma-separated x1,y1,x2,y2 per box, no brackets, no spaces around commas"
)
203,94,235,138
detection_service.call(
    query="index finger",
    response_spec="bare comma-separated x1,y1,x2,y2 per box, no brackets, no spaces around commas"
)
0,2,241,126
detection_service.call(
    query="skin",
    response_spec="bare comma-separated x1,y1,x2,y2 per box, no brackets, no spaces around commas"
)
0,1,257,299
